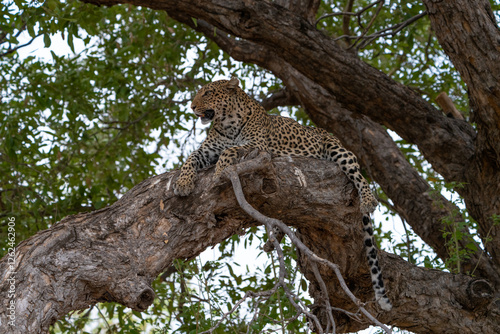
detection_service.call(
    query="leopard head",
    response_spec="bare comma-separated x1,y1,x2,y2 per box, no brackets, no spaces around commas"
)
190,77,240,125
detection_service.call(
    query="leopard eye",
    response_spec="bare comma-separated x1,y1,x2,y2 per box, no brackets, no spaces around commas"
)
202,90,212,97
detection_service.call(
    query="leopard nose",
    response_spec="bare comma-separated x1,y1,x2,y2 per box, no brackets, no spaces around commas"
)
190,104,196,112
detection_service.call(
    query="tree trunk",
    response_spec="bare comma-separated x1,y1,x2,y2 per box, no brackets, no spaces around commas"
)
423,0,500,276
1,157,497,333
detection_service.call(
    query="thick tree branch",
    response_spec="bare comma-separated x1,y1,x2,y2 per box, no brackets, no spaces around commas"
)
1,156,498,333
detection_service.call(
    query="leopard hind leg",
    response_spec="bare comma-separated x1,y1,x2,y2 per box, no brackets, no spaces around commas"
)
322,136,378,214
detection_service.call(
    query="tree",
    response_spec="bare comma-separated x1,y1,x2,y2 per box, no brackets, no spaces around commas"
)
1,0,499,333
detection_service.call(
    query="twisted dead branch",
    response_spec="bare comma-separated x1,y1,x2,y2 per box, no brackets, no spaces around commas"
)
202,152,393,334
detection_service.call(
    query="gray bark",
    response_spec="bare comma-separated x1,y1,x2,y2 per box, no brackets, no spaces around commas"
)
0,158,497,333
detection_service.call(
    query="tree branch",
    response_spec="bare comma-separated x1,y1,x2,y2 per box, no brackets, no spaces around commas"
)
347,0,385,50
1,155,498,333
0,34,41,58
260,87,300,110
316,0,382,26
355,11,428,50
341,0,355,41
436,92,464,120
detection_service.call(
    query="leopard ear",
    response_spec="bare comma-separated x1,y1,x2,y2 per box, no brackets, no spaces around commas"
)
227,76,240,90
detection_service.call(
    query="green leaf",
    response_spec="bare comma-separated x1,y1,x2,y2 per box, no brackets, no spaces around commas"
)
300,278,307,292
43,33,51,47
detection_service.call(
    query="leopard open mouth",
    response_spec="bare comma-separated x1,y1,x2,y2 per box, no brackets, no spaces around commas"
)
199,109,215,125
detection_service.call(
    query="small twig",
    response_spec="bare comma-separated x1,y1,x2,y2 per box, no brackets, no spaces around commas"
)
356,11,427,49
99,107,153,130
224,162,392,334
342,0,355,39
266,213,325,332
0,34,41,58
96,305,112,331
282,282,324,333
311,262,336,333
348,0,385,50
263,225,285,252
470,222,496,277
199,288,277,334
270,251,286,333
331,10,427,50
400,218,414,264
316,0,383,26
245,297,271,334
415,29,434,75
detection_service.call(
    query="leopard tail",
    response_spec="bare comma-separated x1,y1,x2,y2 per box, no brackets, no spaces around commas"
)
362,214,392,311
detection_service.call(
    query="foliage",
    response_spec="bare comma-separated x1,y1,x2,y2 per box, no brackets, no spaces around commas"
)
316,0,470,113
1,0,499,333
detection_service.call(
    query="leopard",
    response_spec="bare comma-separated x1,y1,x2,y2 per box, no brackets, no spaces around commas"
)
173,77,392,311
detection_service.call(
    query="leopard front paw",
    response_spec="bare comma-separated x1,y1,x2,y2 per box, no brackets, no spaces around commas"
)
173,173,196,197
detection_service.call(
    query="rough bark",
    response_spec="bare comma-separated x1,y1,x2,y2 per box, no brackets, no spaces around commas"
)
422,0,500,274
1,158,498,333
